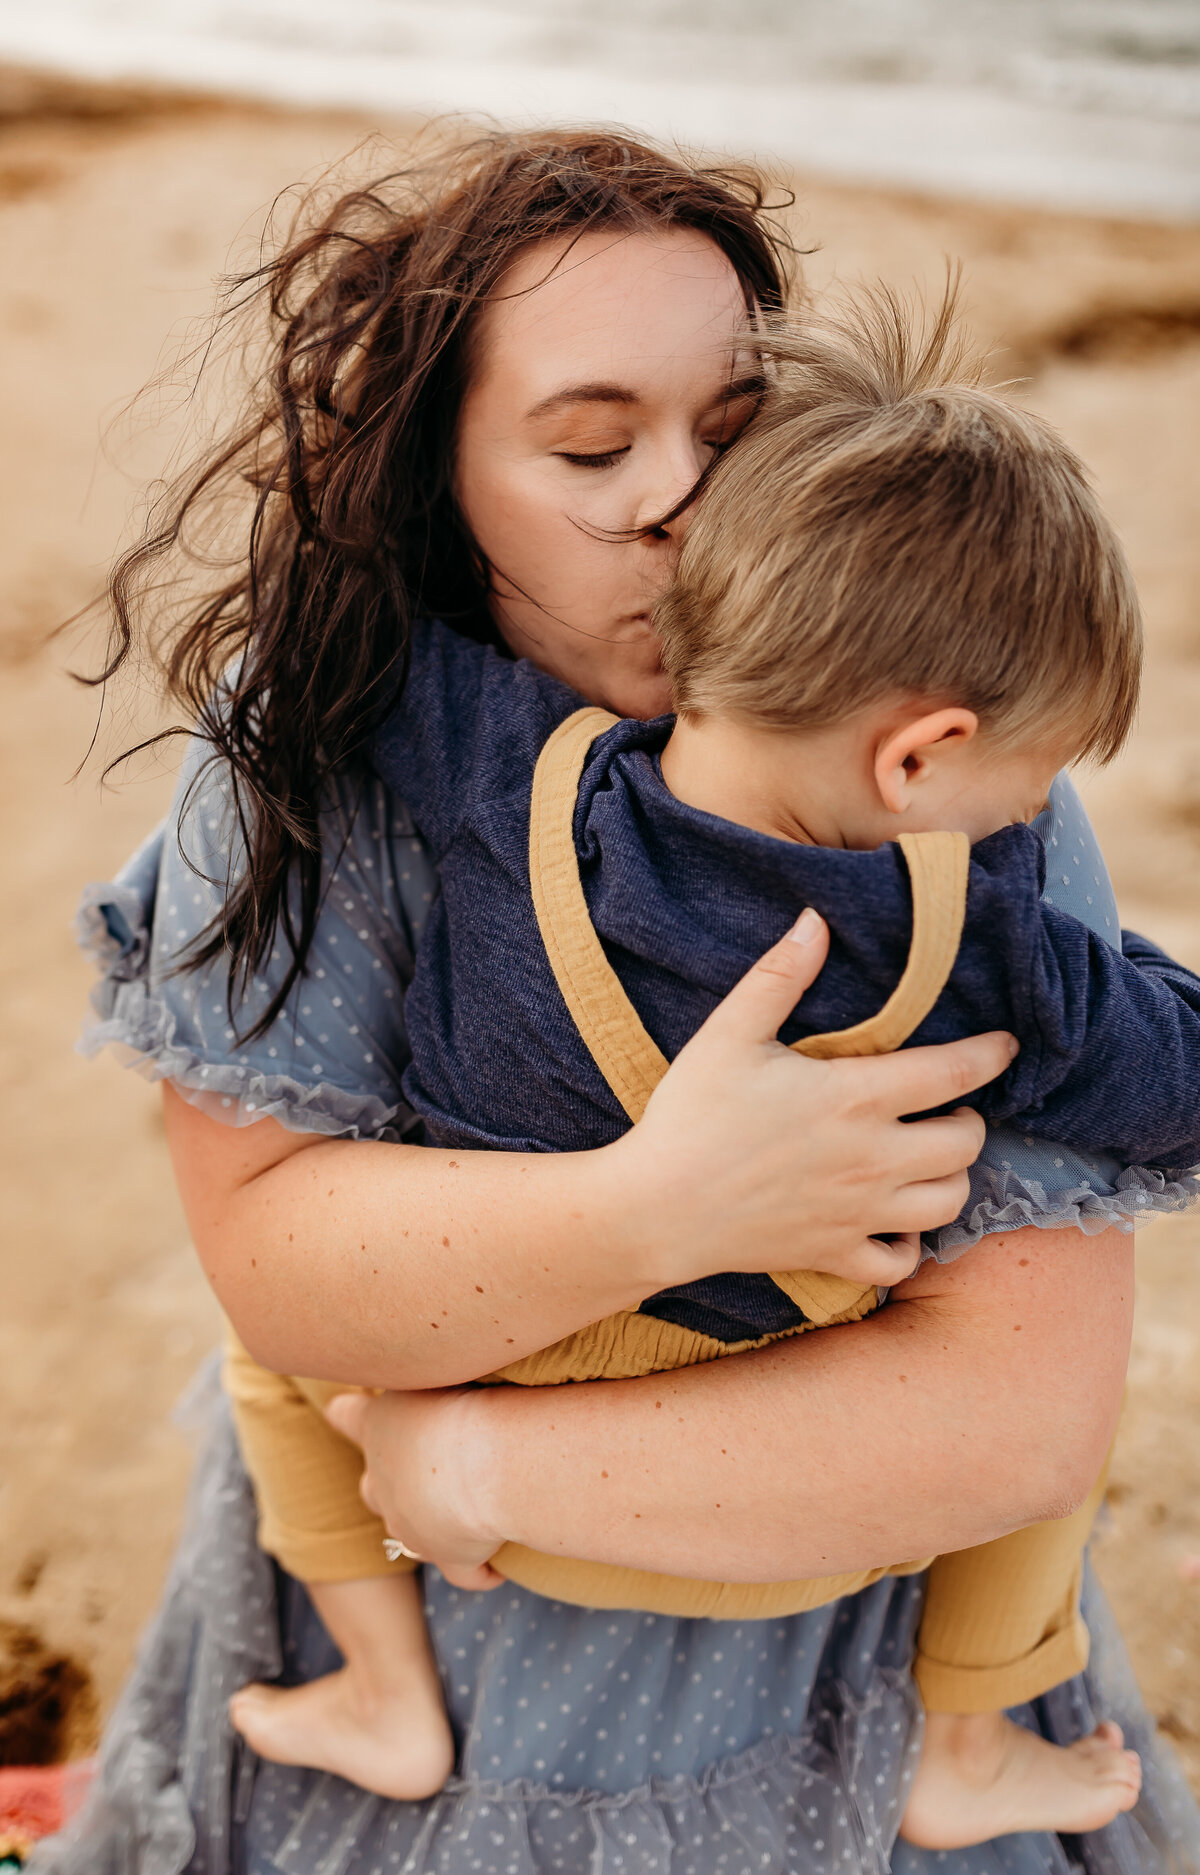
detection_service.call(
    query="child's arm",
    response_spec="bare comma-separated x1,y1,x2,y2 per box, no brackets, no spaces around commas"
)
1118,925,1200,989
1003,908,1200,1163
920,830,1200,1164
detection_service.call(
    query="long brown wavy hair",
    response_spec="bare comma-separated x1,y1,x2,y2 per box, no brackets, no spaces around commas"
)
94,127,796,1034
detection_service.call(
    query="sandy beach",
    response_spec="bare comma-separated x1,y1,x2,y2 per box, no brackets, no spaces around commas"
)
1,64,1198,1790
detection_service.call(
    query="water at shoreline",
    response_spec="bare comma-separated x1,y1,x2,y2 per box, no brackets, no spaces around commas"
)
0,0,1198,217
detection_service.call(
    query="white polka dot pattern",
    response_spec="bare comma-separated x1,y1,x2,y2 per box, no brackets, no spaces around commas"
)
28,1370,1200,1875
74,736,438,1142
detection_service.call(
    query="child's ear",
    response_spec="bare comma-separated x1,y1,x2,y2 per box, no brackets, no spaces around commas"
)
874,708,979,815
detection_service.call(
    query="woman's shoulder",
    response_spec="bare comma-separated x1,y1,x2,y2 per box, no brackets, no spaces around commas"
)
76,733,440,1140
1036,772,1119,939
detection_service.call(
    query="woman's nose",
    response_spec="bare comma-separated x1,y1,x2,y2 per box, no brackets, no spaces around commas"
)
630,433,709,540
658,495,697,545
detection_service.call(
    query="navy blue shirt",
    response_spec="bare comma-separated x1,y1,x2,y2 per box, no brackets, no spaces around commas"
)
373,621,1200,1340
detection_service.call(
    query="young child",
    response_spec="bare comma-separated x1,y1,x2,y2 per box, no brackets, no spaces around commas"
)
227,296,1200,1848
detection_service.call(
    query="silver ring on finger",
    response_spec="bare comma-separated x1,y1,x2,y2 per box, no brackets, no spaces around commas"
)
383,1536,420,1562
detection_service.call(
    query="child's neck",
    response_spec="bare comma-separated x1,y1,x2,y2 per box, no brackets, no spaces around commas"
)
660,707,1072,850
659,713,888,851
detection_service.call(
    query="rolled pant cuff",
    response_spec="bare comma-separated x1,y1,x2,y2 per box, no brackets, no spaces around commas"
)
913,1614,1090,1714
257,1514,418,1584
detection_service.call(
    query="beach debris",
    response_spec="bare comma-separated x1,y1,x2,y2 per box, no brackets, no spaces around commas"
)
0,1622,95,1766
0,1760,97,1864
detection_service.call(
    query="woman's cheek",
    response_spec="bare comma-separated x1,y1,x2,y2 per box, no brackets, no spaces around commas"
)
516,489,627,618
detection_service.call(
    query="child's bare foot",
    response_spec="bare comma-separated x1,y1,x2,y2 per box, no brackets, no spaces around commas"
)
230,1664,454,1800
900,1711,1142,1849
229,1573,455,1800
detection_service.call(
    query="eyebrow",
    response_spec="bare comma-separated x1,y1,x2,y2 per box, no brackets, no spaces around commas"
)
524,383,638,422
524,372,767,424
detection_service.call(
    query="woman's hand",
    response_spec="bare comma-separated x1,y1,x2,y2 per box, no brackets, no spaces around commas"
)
168,910,1014,1389
325,1389,504,1592
614,910,1016,1293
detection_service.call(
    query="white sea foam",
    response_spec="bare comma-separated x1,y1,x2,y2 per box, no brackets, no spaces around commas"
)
0,0,1198,217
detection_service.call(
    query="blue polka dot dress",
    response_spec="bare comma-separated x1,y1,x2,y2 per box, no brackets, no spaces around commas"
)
38,738,1200,1875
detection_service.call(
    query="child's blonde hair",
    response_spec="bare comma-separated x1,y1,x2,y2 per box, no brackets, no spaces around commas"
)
657,287,1141,762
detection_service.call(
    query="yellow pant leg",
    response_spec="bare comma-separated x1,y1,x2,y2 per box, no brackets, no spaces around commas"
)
914,1459,1109,1714
222,1322,413,1583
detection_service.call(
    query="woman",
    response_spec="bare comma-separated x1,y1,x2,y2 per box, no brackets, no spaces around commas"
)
42,131,1200,1875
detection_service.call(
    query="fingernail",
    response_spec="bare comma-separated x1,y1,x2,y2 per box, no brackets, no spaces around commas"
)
787,908,822,945
1007,1034,1019,1059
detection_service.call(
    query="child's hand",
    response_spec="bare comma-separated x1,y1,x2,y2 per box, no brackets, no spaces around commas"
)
325,1388,505,1592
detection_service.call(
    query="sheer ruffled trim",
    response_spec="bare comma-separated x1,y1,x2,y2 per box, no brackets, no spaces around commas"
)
77,992,412,1142
76,880,151,978
266,1673,919,1875
928,1159,1200,1261
75,889,414,1144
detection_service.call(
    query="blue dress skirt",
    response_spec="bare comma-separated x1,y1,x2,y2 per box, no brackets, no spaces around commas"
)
33,751,1200,1875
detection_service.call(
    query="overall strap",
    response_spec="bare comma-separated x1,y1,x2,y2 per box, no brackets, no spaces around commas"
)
791,830,970,1059
529,707,665,1124
528,708,970,1323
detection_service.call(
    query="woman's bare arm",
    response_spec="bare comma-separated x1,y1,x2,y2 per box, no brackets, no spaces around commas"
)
165,918,1014,1389
166,1089,666,1386
332,1221,1132,1575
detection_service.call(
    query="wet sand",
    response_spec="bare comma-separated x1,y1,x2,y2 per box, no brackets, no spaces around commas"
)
0,66,1197,1787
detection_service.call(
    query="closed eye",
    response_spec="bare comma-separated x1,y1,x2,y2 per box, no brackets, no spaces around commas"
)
702,433,738,460
556,447,631,469
706,383,765,452
557,432,738,471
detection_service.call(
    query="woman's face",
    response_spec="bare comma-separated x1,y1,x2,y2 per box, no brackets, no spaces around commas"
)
455,227,759,718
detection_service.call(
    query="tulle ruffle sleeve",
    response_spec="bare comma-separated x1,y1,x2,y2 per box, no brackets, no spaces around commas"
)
76,734,440,1141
